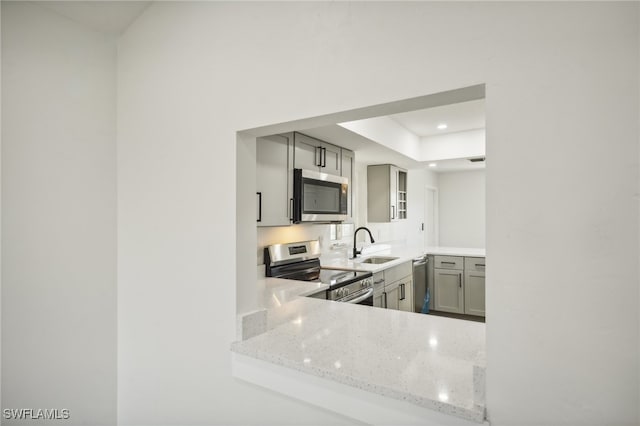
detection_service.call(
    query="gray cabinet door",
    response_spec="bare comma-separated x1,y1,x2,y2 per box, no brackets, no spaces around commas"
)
293,132,342,176
341,149,354,221
367,164,407,223
293,133,322,171
373,291,384,308
398,277,413,312
322,142,341,176
384,281,400,310
389,165,398,221
427,255,435,311
256,134,293,227
434,269,464,313
464,270,485,316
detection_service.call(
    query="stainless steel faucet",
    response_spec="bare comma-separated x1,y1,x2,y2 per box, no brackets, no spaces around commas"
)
353,227,375,259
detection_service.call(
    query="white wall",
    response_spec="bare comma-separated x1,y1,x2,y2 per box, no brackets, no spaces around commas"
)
116,2,638,426
1,2,117,424
438,170,485,248
420,129,485,162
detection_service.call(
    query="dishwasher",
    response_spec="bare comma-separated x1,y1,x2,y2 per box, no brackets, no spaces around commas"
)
412,255,428,313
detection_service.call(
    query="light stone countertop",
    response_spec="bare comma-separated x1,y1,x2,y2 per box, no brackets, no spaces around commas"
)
321,245,486,273
233,249,487,423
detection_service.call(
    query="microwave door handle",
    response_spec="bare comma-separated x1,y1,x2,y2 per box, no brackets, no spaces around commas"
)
289,198,294,221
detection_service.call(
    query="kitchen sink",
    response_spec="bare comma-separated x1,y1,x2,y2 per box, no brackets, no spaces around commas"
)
360,256,398,264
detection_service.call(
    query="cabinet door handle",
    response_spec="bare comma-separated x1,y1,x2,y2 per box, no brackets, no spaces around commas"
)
400,283,405,300
321,147,327,167
383,292,387,308
257,192,262,222
315,146,322,167
391,205,395,219
289,198,294,221
459,273,462,288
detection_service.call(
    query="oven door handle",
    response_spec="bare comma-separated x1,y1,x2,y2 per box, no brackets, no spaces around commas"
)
342,288,374,304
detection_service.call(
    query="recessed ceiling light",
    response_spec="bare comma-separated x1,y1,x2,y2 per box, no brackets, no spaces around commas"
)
437,123,448,130
428,163,437,168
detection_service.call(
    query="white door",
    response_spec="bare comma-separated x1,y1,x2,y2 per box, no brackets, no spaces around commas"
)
424,187,438,248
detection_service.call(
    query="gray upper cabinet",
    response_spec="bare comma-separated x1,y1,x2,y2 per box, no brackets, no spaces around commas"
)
341,148,355,221
293,132,341,176
367,164,407,222
256,134,293,227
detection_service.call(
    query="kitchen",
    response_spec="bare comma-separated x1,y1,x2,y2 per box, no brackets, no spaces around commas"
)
253,95,486,316
3,2,638,426
233,88,488,423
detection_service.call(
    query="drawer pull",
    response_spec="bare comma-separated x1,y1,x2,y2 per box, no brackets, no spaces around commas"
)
475,264,485,267
441,261,456,265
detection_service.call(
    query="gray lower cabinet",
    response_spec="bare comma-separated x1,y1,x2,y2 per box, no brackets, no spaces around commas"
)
398,276,413,312
373,262,416,312
464,270,485,316
431,255,486,317
384,281,400,310
373,290,384,308
434,269,464,314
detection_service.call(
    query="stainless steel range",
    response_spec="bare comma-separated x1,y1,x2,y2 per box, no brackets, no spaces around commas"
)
264,240,374,305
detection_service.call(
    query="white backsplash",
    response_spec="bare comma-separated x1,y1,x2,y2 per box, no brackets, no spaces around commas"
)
257,223,355,265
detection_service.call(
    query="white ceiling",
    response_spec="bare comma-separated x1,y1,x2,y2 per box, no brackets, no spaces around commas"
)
426,158,486,173
302,98,486,173
34,1,151,35
301,125,422,170
390,99,485,137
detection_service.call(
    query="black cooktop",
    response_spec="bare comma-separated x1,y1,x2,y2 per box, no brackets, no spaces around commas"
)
268,258,371,289
282,267,371,289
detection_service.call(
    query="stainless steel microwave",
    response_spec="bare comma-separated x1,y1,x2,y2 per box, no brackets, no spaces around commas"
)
293,169,348,223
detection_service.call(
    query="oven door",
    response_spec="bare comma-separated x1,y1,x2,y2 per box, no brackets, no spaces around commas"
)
293,169,348,223
340,288,374,306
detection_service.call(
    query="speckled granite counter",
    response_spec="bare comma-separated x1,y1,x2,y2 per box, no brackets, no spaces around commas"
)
232,268,487,423
322,245,486,273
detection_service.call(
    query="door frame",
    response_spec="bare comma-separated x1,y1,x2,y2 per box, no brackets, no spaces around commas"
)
424,185,439,249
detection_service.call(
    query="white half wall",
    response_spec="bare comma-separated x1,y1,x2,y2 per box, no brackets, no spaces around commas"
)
116,2,638,426
438,170,486,248
1,2,117,424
